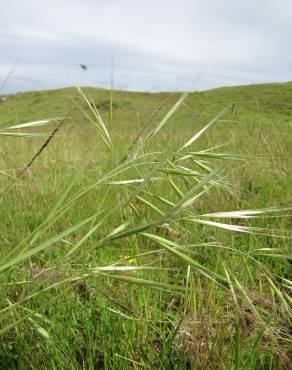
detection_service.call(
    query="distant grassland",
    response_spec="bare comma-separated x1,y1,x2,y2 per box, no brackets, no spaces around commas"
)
0,82,291,369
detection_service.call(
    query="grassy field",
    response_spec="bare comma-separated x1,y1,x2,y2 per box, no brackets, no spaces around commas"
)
0,82,291,369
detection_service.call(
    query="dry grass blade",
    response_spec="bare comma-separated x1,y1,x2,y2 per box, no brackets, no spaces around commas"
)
120,93,174,162
7,118,62,130
144,92,188,143
188,218,291,238
179,103,234,151
19,113,71,176
70,74,112,149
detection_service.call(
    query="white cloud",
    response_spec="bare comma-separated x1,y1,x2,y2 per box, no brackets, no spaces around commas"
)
1,0,292,93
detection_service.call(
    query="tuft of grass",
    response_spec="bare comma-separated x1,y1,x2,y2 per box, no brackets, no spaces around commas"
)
0,82,291,369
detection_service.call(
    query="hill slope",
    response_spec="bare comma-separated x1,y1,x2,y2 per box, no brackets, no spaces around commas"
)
1,81,292,126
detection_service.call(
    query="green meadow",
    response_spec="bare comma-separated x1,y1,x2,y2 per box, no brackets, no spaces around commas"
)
0,82,291,369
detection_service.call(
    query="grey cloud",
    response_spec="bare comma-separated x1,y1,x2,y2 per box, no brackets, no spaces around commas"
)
1,0,292,94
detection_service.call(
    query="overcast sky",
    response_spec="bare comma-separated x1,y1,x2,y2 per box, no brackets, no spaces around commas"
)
1,0,292,94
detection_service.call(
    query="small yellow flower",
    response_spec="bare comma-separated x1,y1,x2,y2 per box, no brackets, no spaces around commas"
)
117,255,136,264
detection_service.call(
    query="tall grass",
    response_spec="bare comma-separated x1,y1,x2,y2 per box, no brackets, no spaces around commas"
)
0,85,291,368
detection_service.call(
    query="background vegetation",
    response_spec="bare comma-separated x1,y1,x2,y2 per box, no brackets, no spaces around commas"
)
0,82,291,369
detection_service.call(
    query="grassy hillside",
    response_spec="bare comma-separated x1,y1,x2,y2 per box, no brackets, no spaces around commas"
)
0,82,291,369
